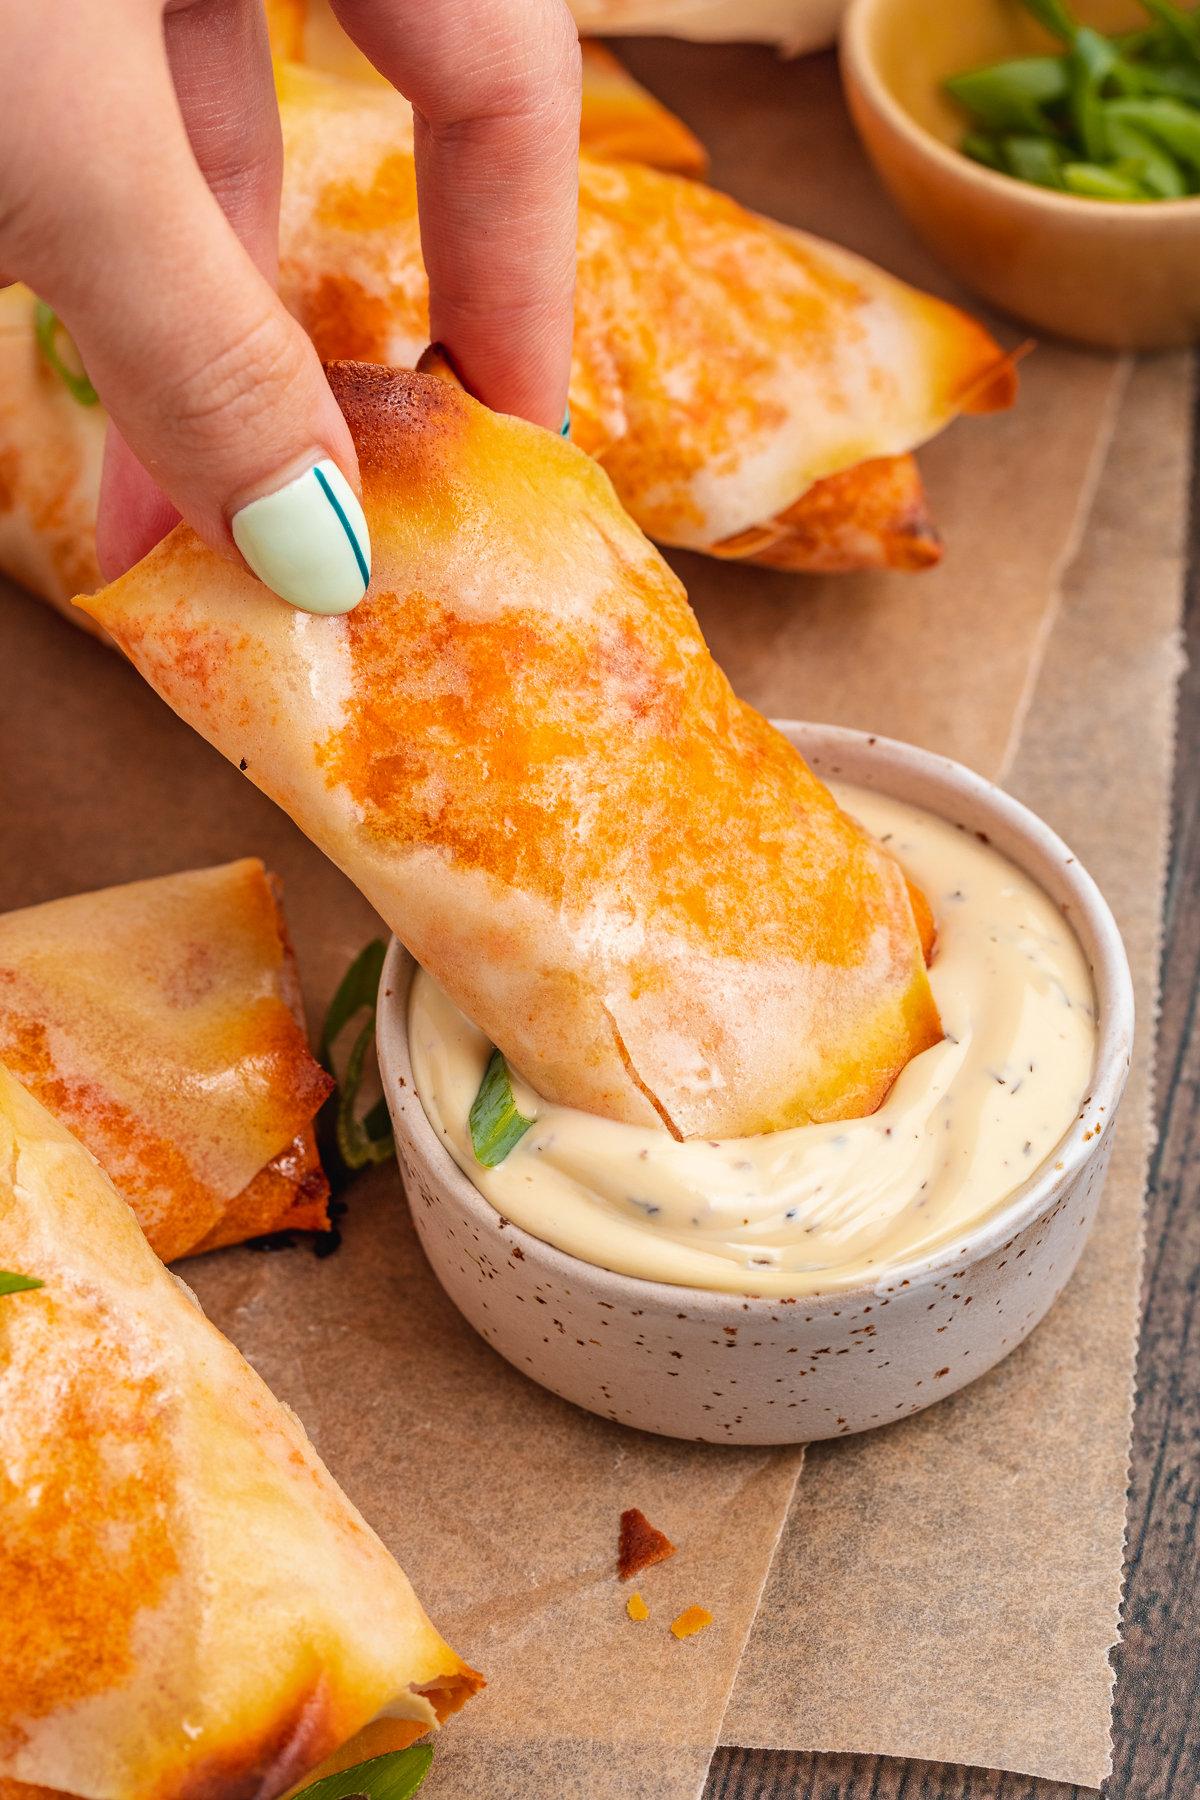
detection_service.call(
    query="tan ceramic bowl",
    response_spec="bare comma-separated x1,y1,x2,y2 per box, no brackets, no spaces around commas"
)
841,0,1200,347
377,724,1134,1445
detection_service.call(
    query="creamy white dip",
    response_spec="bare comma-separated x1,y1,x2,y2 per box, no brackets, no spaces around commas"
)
409,783,1096,1296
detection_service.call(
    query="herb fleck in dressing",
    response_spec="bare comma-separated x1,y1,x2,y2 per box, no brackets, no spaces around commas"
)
409,783,1096,1298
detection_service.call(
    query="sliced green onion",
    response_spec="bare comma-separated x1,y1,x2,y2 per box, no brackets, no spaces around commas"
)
0,1270,44,1297
1062,159,1148,195
1019,0,1079,45
962,131,1007,170
948,2,1200,200
469,1048,534,1168
1132,60,1200,104
944,57,1068,132
318,939,395,1176
1070,26,1118,159
1104,93,1200,171
1139,0,1200,65
1002,133,1068,186
34,302,99,407
1105,114,1188,191
293,1747,434,1800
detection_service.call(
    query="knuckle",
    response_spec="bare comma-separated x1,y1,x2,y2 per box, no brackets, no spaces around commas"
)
158,311,310,444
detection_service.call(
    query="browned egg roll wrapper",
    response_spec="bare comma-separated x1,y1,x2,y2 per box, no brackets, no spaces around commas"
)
79,362,940,1140
275,64,1016,570
0,1066,482,1800
0,859,333,1262
710,452,943,572
576,37,710,176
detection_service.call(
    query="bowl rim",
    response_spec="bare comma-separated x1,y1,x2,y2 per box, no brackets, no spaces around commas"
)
841,0,1200,220
377,721,1134,1313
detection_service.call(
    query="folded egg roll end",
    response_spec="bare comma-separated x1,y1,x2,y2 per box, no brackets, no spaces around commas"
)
957,346,1027,417
186,1123,332,1254
710,454,943,574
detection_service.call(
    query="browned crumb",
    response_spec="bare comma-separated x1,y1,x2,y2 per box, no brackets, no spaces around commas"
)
619,1507,676,1580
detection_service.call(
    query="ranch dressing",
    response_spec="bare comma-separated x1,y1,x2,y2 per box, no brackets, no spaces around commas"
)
409,783,1096,1297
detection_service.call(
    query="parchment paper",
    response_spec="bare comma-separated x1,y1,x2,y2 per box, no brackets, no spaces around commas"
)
605,42,1183,1786
718,345,1188,1794
0,40,1182,1800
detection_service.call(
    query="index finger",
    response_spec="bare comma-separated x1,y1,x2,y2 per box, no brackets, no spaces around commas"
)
328,0,580,431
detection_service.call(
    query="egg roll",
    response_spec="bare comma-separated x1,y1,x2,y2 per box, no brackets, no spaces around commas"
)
264,0,710,174
79,360,940,1140
0,859,333,1262
0,1064,482,1800
0,283,106,633
274,62,1016,567
577,38,709,175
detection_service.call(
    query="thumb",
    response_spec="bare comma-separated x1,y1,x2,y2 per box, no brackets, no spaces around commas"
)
5,1,368,613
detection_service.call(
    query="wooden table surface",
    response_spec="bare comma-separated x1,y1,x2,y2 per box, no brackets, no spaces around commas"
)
699,365,1200,1800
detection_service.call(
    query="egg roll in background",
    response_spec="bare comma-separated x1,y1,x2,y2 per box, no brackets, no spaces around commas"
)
0,1065,482,1800
0,858,333,1262
79,359,940,1141
265,0,710,176
0,284,106,631
273,61,1016,569
0,47,1016,621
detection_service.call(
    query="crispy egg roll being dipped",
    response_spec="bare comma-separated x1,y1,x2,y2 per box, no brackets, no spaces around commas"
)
274,63,1017,573
0,1065,482,1800
80,360,941,1142
0,859,333,1261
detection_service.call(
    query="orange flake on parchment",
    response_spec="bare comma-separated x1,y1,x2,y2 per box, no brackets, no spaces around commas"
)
626,1592,649,1621
671,1606,713,1640
619,1507,676,1580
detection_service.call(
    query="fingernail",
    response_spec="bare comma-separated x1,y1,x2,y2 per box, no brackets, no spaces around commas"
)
231,459,370,615
560,406,571,439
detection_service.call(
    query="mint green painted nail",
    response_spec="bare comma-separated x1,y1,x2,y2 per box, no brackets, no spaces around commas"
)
231,459,370,615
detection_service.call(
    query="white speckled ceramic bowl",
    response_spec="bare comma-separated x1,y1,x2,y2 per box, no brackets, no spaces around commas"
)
377,724,1133,1444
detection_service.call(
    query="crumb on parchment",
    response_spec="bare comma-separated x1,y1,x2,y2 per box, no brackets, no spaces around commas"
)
619,1507,676,1580
671,1606,713,1640
627,1592,649,1621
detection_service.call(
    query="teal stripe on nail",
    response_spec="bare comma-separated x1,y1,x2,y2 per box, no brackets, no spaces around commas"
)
560,406,571,438
314,465,369,590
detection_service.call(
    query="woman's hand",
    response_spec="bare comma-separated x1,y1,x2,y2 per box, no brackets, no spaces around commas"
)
0,0,580,608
